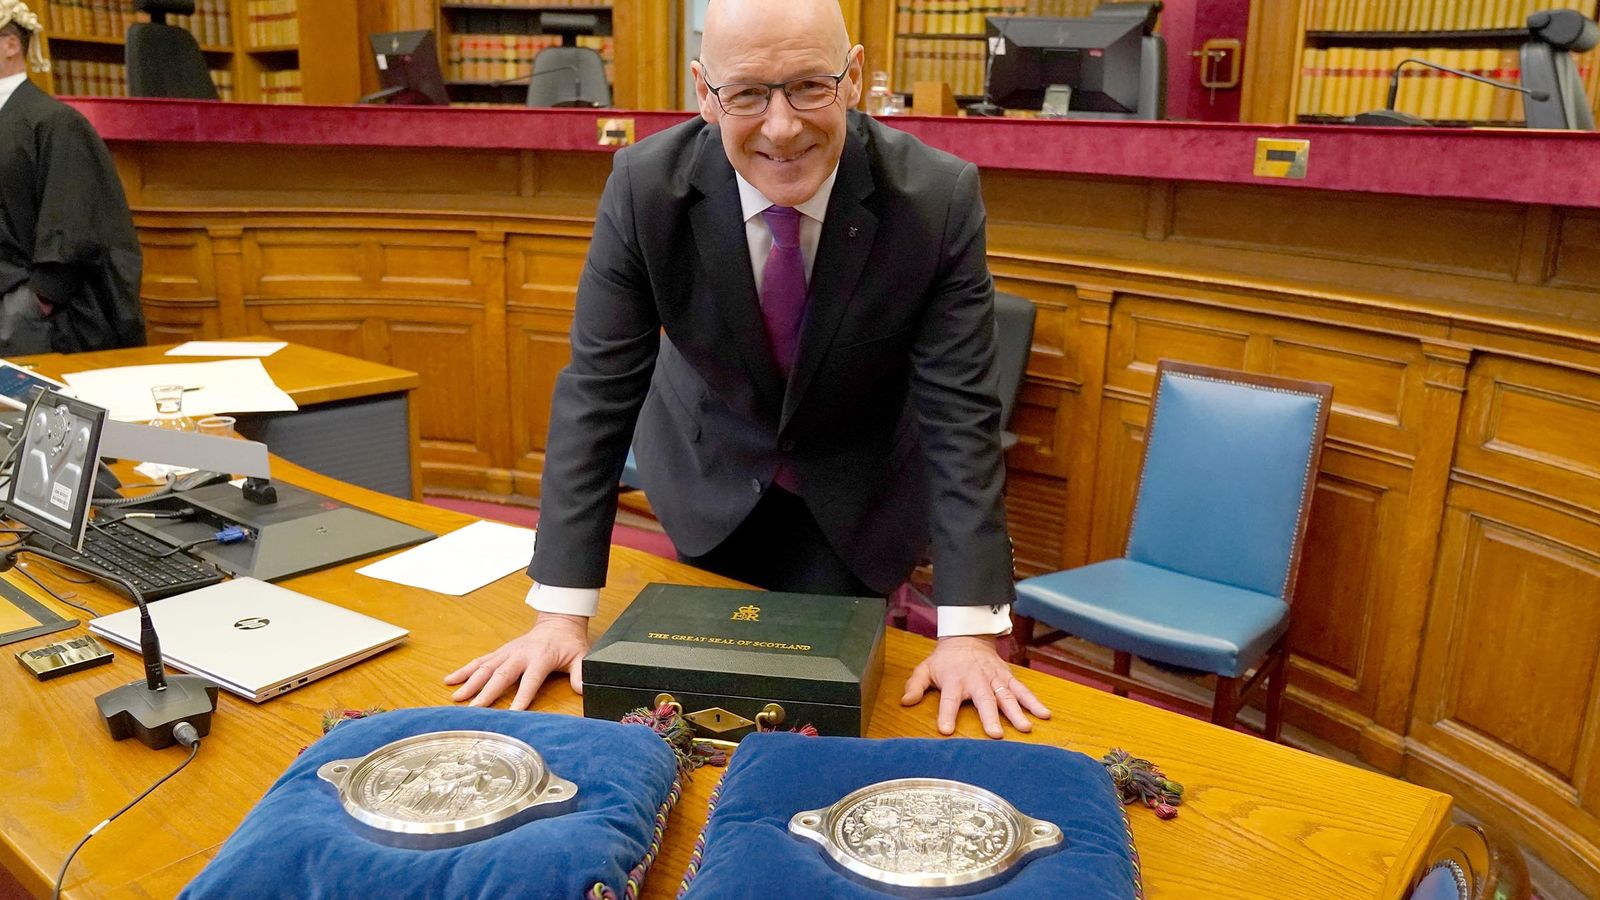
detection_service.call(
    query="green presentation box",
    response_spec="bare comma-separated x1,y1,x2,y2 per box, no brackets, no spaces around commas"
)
583,583,885,743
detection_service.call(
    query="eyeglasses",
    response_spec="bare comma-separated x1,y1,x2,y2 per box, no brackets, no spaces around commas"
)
704,60,852,116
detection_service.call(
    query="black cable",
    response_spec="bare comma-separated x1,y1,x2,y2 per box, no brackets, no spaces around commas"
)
13,562,96,616
147,537,220,560
53,725,201,900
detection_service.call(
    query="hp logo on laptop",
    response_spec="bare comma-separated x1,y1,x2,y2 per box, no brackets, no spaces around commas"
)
234,617,271,630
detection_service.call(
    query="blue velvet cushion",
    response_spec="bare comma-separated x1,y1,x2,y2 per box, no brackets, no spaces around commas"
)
1409,862,1467,900
1013,558,1288,677
1128,370,1322,599
181,707,679,900
679,732,1139,899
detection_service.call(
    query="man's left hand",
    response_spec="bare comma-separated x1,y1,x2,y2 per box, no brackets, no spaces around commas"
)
901,635,1051,739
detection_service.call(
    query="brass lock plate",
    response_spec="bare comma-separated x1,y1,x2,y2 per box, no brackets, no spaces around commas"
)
686,707,755,734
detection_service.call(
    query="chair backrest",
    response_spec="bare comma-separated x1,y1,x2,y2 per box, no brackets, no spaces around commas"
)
1406,823,1531,900
1124,360,1331,601
125,19,219,100
526,46,611,108
1521,9,1598,130
992,291,1036,432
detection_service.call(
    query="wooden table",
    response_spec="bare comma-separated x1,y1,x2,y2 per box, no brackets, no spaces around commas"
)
11,339,422,500
0,463,1451,899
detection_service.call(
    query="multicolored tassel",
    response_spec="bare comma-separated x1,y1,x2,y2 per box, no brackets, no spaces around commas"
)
298,707,390,754
1101,748,1183,820
620,702,729,774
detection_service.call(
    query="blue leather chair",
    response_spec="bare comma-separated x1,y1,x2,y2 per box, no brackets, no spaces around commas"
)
1407,823,1530,900
1010,360,1332,740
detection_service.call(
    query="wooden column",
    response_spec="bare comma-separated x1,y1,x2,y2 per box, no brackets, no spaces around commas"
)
1064,285,1114,569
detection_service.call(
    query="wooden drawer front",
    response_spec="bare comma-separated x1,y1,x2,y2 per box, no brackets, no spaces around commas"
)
243,229,484,303
1414,483,1600,830
507,309,577,496
1456,356,1600,518
1106,296,1425,459
506,234,591,313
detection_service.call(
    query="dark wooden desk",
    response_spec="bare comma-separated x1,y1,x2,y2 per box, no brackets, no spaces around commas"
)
0,460,1449,899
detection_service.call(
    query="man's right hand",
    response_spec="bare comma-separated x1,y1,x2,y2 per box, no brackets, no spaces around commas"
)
444,612,589,710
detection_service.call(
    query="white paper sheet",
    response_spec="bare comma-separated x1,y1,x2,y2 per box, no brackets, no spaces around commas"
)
61,359,298,421
165,341,288,358
356,520,537,596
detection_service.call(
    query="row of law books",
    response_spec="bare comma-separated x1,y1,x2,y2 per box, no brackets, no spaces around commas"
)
1298,45,1591,120
447,33,565,82
445,34,615,85
893,37,986,96
53,58,234,98
257,68,301,103
1307,0,1597,33
245,0,297,48
894,0,1089,36
46,0,230,45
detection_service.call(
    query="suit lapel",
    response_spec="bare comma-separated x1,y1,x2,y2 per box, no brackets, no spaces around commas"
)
781,120,879,430
688,129,785,415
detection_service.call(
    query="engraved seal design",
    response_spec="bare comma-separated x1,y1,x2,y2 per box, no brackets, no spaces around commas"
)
356,736,534,824
318,730,577,847
789,777,1063,893
833,785,1016,874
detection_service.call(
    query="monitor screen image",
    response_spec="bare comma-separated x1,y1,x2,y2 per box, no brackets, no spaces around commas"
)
4,389,106,551
368,29,450,106
985,15,1147,113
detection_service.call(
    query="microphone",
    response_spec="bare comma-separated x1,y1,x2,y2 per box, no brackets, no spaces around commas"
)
968,20,1012,117
0,545,218,749
492,65,601,107
1354,57,1550,126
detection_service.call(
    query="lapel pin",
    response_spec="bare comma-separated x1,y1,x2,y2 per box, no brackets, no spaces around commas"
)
847,226,859,238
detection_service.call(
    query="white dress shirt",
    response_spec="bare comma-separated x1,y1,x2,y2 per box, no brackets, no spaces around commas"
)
529,167,1011,637
0,72,29,112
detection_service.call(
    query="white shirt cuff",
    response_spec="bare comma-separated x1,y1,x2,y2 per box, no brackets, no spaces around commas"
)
937,603,1012,638
527,583,600,618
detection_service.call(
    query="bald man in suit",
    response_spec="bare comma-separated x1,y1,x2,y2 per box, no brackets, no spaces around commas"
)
449,0,1049,738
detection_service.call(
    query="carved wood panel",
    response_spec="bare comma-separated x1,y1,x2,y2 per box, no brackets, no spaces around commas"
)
243,229,486,302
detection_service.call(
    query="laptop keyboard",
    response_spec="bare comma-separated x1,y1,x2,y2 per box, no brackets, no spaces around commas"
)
54,521,226,601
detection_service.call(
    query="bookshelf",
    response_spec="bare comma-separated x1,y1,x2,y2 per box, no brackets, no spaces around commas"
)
436,1,615,106
1293,0,1600,126
881,0,1098,106
30,0,360,104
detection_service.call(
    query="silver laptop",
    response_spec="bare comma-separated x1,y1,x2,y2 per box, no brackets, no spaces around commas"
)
89,577,407,702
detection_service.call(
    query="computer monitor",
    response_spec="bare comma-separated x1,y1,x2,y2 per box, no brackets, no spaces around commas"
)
984,12,1163,117
3,389,106,552
365,29,450,106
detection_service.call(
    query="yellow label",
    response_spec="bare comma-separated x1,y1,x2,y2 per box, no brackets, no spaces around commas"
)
731,604,760,622
596,118,635,147
1254,138,1309,179
646,630,813,652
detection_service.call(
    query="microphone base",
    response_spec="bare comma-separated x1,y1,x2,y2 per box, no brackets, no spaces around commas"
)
97,675,219,749
965,100,1006,117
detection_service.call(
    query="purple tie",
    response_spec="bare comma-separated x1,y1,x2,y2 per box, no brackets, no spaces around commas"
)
760,205,806,492
759,205,808,377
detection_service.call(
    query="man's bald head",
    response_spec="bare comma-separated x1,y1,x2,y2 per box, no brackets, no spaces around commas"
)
699,0,851,75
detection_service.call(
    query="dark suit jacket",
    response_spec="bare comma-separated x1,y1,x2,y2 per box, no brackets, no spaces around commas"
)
530,111,1014,609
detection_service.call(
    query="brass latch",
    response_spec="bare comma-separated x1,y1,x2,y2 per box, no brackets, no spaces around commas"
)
655,693,786,743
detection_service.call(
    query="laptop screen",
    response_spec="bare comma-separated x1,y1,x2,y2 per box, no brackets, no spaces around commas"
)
4,389,106,552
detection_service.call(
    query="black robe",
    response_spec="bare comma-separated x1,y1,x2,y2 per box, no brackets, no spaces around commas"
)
0,79,144,352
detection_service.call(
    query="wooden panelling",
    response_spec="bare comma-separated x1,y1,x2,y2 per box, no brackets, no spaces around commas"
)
1456,357,1600,517
507,310,577,497
983,174,1153,248
1554,210,1600,290
1290,474,1384,691
506,235,589,312
1169,185,1526,281
244,230,487,302
138,230,215,302
1003,472,1070,577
